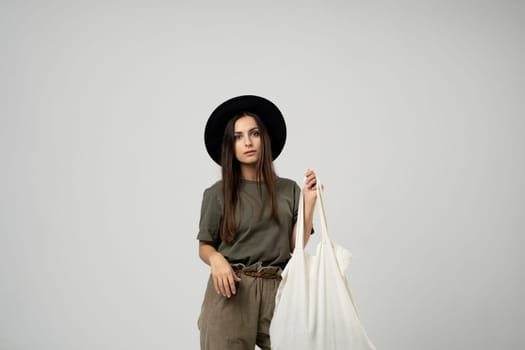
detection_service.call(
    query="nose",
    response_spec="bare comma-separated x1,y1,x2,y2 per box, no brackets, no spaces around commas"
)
244,135,252,147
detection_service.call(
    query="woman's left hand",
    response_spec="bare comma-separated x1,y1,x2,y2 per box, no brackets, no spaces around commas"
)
303,169,319,204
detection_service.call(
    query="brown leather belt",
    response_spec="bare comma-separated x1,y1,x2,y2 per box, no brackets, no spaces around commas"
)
233,267,281,280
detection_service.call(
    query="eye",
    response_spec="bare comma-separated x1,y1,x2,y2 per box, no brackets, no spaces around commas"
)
234,134,242,140
252,130,260,137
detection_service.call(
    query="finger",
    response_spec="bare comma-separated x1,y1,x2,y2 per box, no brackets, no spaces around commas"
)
305,174,314,184
217,277,227,297
234,272,242,282
213,276,220,295
307,178,317,189
222,276,232,298
227,274,237,296
218,275,231,298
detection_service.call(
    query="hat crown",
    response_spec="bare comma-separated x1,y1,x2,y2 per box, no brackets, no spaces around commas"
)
204,95,287,165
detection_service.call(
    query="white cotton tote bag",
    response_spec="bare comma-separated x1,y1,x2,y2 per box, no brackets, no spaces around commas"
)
270,180,377,350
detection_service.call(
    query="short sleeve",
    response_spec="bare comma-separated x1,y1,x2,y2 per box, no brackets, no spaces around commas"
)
196,186,222,243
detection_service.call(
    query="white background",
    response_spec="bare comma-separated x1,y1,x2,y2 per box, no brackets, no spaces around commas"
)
1,0,524,349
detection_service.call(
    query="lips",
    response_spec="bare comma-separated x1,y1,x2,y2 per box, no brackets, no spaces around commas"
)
244,150,256,156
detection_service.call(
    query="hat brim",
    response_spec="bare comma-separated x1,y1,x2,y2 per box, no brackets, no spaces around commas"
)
204,95,286,165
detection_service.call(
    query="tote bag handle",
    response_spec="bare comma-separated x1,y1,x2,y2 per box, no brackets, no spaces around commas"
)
294,177,330,252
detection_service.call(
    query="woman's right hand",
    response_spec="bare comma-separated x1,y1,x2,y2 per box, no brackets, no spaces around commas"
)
209,252,241,298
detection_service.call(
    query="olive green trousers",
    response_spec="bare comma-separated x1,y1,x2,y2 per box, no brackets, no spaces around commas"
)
198,266,281,350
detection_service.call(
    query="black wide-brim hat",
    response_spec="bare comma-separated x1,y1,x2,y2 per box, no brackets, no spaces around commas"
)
204,95,287,165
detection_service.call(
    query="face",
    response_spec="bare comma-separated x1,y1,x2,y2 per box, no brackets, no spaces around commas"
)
233,115,261,165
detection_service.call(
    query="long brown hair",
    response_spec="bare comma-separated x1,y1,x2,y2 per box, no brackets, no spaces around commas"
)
220,112,280,244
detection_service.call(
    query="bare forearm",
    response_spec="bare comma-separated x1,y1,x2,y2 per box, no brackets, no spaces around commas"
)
291,198,315,251
198,241,222,266
302,199,315,246
198,241,240,298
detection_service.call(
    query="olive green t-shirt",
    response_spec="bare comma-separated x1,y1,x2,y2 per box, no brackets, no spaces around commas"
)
197,177,301,268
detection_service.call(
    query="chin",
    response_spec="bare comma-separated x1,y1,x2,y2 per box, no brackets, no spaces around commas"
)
240,158,259,165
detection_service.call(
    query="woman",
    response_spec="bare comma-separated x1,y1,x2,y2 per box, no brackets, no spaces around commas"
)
197,95,318,350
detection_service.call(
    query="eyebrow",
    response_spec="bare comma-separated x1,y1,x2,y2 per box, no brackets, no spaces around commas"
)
234,127,259,134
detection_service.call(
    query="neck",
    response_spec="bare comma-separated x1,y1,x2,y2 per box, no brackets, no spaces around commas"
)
240,164,258,181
